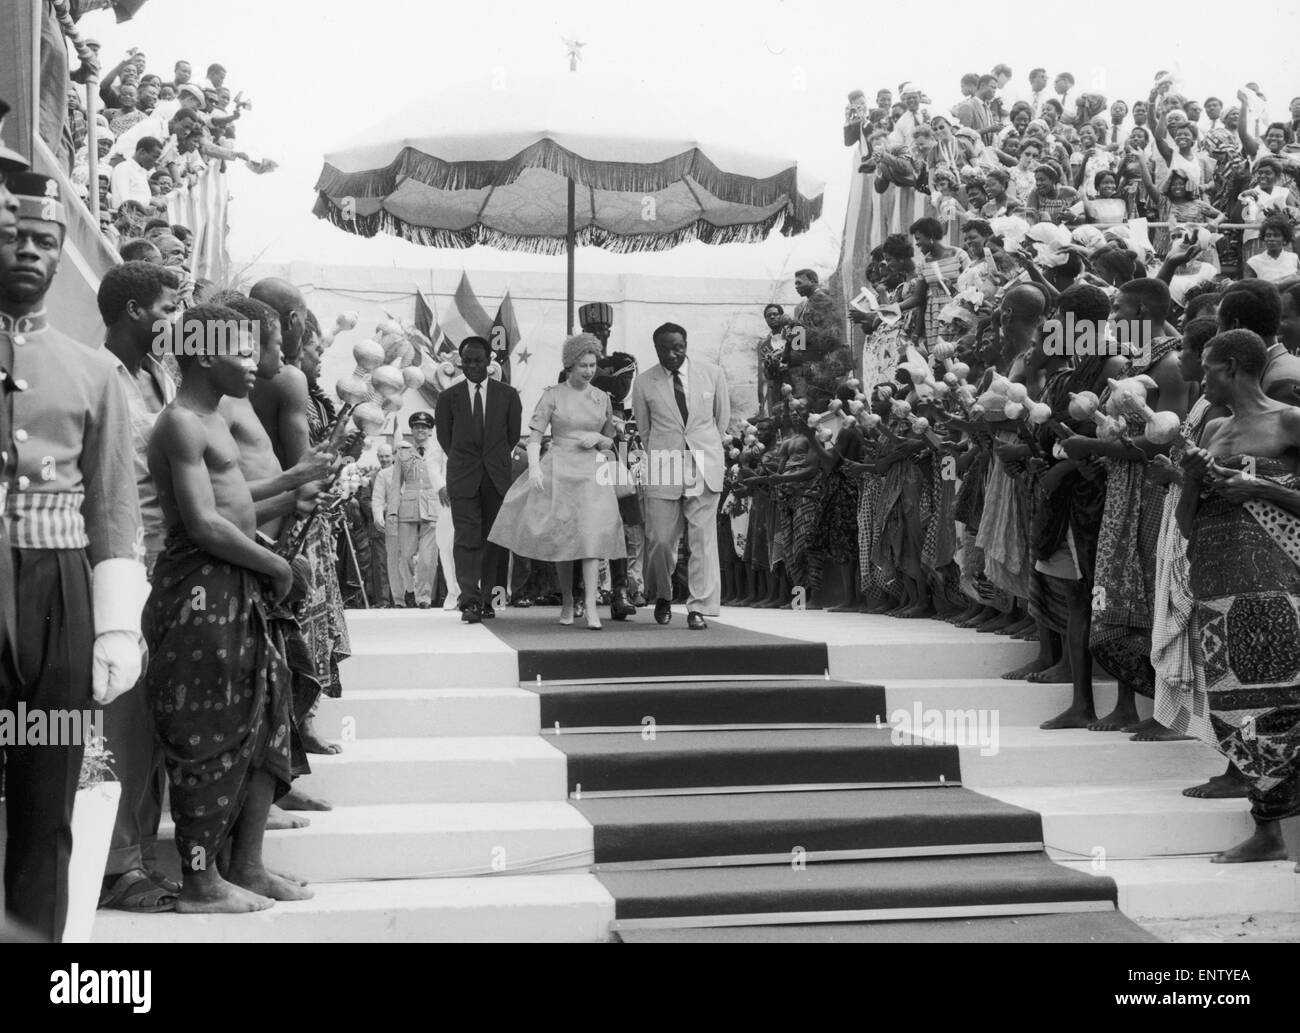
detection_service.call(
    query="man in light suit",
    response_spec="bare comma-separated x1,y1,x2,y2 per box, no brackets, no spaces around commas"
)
389,412,444,608
368,443,398,606
632,322,731,631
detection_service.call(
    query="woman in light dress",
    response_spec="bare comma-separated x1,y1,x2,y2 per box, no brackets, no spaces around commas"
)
488,334,625,630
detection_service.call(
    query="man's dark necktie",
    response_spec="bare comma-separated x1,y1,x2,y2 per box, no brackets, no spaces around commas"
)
671,370,688,424
417,446,425,456
473,384,484,437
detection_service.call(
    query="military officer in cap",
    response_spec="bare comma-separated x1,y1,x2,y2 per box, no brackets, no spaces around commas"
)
0,99,26,710
0,170,148,941
559,302,644,619
387,410,444,608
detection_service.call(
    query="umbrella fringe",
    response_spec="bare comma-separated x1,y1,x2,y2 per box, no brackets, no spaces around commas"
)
315,141,822,231
314,194,798,252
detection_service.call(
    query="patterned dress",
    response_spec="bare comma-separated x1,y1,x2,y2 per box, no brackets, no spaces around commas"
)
1189,456,1300,822
1088,338,1180,696
856,438,889,600
920,249,971,352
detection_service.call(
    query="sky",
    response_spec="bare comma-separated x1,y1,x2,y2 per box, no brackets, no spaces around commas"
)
78,0,1300,282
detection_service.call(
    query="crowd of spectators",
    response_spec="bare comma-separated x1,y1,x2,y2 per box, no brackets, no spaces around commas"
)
845,68,1300,280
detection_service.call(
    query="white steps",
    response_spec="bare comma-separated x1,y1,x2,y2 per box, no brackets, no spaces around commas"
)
983,780,1258,858
314,688,539,739
882,678,1143,726
92,873,614,943
956,727,1225,787
1061,857,1300,921
294,738,567,805
154,803,594,882
341,609,517,690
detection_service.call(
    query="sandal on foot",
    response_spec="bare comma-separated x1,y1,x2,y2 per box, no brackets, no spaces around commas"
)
147,869,183,894
99,869,178,913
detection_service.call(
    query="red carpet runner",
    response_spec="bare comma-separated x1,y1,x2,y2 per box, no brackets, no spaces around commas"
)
486,609,1156,942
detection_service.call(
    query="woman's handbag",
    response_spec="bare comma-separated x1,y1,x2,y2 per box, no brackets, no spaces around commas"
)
600,449,639,499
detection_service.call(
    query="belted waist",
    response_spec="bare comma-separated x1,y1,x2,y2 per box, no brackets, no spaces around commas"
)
5,490,88,550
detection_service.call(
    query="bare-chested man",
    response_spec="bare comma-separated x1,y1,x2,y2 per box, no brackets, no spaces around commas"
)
249,277,312,470
145,305,313,913
211,292,335,822
245,281,351,757
1177,329,1300,867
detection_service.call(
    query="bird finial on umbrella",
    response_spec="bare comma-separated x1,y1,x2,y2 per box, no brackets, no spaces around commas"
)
562,35,585,72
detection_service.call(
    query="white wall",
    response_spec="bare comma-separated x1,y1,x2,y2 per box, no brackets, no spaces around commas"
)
245,263,800,438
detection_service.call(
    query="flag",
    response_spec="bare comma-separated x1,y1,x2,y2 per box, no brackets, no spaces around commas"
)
413,286,435,338
438,271,494,345
411,286,449,410
490,290,521,385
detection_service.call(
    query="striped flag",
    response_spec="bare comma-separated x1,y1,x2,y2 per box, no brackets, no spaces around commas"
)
439,271,494,345
413,286,436,338
490,290,521,385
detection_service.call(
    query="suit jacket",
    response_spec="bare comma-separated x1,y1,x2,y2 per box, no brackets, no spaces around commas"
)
371,466,395,524
631,359,730,500
435,377,522,499
389,441,445,522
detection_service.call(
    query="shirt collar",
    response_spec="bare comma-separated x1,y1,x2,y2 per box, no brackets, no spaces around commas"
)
0,309,49,334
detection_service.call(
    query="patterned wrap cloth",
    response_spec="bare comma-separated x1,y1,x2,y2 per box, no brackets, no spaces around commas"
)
144,530,294,872
1188,456,1300,821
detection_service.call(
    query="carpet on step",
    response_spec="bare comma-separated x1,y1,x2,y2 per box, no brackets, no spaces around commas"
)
482,607,828,682
553,728,961,794
575,786,1042,865
598,852,1119,920
537,678,885,729
613,911,1158,943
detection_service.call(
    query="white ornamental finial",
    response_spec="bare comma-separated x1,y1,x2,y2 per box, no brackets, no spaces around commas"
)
562,35,585,72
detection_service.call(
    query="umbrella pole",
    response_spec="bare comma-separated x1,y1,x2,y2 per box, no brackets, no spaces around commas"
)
566,177,575,334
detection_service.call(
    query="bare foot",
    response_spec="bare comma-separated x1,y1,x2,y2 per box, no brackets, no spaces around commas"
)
175,873,274,914
228,862,315,901
976,611,1015,633
1184,772,1250,799
997,616,1035,637
1212,827,1288,864
1012,625,1040,642
269,867,310,887
957,606,997,629
1040,705,1096,730
1026,661,1072,684
301,718,342,755
1128,718,1193,742
1087,705,1141,732
266,804,309,830
1002,657,1053,680
279,787,332,811
899,603,935,619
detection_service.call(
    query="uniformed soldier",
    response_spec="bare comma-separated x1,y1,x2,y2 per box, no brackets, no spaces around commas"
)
0,171,148,941
560,302,644,619
0,99,26,699
388,411,444,608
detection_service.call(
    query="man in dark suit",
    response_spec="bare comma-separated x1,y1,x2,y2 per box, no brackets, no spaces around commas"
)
435,337,522,623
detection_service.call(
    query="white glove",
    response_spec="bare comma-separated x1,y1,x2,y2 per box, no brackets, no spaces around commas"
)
93,630,144,703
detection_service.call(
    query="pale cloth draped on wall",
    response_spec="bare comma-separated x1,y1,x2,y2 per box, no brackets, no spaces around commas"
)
166,163,232,285
834,157,941,375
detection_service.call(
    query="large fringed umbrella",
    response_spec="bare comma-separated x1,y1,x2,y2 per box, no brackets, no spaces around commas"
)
311,78,824,331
